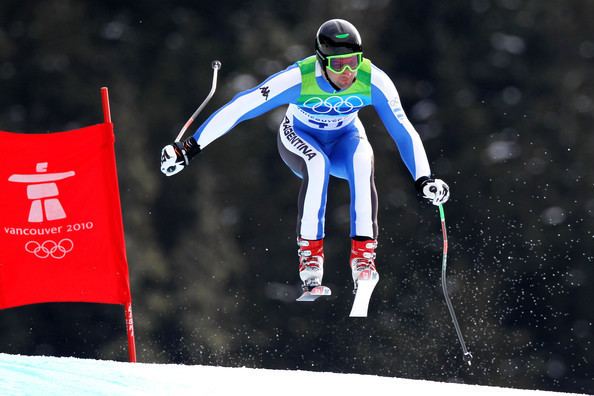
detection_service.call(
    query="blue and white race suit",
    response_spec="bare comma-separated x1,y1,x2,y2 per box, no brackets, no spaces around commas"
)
192,56,431,240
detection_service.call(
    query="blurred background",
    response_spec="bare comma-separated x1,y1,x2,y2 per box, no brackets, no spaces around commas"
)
0,0,593,393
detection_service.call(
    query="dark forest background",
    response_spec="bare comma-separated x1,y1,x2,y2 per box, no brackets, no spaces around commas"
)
1,0,593,393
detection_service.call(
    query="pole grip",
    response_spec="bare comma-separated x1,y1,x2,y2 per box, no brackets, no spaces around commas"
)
439,204,447,255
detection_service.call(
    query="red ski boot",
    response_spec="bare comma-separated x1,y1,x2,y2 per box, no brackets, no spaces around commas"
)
350,239,379,290
296,238,331,301
349,239,379,317
297,237,324,289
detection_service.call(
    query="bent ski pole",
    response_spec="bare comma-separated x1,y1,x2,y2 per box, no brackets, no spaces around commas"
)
175,60,222,142
438,204,473,366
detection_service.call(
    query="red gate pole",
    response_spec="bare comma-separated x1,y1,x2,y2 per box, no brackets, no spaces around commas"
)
100,87,137,363
101,87,112,123
125,301,137,363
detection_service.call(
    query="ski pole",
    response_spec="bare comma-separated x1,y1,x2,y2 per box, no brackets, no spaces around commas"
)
175,60,222,142
438,204,473,366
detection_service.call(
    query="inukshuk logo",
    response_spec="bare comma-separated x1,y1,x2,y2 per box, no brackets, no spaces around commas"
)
8,162,76,259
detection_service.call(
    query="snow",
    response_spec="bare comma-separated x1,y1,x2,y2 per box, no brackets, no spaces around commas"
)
0,353,583,396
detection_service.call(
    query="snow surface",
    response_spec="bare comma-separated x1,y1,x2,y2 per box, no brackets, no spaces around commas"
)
0,353,583,396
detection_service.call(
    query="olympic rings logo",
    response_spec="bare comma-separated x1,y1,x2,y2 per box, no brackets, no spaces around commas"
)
302,95,364,114
25,238,74,259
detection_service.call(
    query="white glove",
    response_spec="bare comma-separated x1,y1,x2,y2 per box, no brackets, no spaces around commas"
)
160,144,185,176
160,137,201,177
416,177,450,206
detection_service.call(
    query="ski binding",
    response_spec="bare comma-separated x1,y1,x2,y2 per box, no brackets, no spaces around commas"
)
349,269,379,317
296,285,332,302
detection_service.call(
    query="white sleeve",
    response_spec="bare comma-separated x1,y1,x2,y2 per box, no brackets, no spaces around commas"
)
371,65,431,180
194,64,302,149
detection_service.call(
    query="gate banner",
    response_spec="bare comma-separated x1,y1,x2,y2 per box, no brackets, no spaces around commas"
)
0,123,131,309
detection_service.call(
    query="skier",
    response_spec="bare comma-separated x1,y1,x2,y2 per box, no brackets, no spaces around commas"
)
161,19,449,300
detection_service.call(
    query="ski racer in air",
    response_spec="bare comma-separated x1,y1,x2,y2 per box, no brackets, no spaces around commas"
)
161,19,450,304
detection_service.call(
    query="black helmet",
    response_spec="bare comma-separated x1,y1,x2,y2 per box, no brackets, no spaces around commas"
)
315,19,362,67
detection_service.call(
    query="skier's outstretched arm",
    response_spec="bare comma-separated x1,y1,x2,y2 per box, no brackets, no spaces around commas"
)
370,65,449,205
161,64,302,176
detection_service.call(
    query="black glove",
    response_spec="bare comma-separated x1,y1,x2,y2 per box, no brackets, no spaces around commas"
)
415,176,450,205
160,136,201,176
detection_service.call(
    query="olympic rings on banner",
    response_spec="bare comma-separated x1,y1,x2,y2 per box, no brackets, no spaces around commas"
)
25,238,74,259
302,95,364,114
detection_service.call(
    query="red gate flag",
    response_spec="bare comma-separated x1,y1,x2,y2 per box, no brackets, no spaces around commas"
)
0,88,136,362
0,122,132,308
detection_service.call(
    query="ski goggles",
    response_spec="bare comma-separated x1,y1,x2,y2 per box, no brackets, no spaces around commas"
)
325,52,363,74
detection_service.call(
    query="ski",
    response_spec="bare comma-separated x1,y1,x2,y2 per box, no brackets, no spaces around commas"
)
296,285,332,302
349,269,379,317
